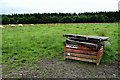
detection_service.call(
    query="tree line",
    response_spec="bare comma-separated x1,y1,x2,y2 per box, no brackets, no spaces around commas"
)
2,11,120,24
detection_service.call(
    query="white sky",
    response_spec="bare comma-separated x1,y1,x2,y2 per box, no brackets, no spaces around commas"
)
0,0,120,14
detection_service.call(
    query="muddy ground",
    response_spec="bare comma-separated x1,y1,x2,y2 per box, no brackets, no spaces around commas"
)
2,56,120,78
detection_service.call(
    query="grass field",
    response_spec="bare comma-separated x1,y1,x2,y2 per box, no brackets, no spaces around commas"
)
1,23,119,72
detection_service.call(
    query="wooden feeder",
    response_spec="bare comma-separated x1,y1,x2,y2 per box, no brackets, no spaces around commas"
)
63,34,109,65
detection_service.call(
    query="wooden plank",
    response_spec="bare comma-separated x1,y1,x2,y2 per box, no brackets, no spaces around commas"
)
66,56,97,63
63,34,109,41
67,39,97,46
66,48,97,55
66,40,97,50
66,52,97,59
67,45,95,51
68,37,100,44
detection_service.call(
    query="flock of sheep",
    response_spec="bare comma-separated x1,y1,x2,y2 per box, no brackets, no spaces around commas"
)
9,24,23,27
0,24,34,29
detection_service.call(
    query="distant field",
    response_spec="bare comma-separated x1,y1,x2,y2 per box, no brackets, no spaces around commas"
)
1,23,119,72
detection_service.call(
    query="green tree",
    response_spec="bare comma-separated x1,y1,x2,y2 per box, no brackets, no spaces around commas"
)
59,16,74,23
2,16,10,24
10,18,16,24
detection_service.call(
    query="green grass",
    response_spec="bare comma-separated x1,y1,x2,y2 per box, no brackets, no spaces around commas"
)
2,23,119,69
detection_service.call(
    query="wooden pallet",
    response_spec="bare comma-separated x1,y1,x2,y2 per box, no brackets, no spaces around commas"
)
64,42,104,65
63,34,109,65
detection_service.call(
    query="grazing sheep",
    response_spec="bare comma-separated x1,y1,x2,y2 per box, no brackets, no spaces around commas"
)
11,24,16,27
30,24,34,26
9,24,11,26
0,25,5,28
18,24,23,27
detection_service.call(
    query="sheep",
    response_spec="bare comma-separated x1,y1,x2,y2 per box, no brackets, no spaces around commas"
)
18,24,23,27
11,24,16,27
0,25,5,28
30,24,34,26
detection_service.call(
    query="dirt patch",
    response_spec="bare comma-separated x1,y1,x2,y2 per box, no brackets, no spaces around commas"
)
2,56,119,78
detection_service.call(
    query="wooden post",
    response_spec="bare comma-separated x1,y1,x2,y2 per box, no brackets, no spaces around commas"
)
64,41,66,60
96,46,104,65
96,46,100,65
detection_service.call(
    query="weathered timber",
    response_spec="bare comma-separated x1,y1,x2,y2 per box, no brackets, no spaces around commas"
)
68,37,100,44
63,34,109,41
66,52,97,59
66,49,97,55
66,56,96,63
66,39,98,50
63,34,109,65
66,45,95,51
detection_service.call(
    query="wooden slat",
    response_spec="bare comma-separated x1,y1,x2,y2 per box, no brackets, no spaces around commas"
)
68,37,100,44
67,39,97,46
66,48,97,55
66,56,96,63
67,45,95,51
65,40,97,50
66,52,97,59
63,34,109,41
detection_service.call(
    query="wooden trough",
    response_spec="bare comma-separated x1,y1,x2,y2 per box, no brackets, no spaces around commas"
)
63,34,109,65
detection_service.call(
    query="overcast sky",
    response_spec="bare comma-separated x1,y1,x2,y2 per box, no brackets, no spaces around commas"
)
0,0,119,14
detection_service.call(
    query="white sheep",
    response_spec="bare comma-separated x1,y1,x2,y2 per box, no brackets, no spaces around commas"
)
11,24,16,27
30,24,34,26
0,25,5,28
18,24,23,27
